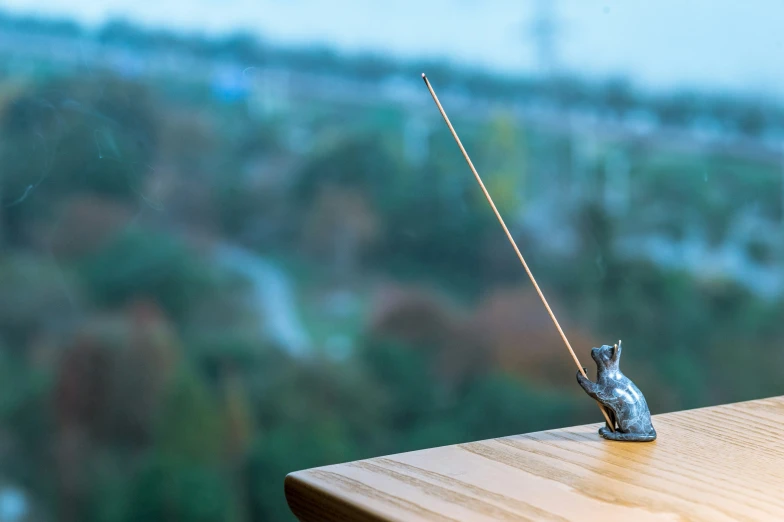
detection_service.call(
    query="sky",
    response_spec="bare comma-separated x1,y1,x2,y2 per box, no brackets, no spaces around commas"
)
4,0,784,98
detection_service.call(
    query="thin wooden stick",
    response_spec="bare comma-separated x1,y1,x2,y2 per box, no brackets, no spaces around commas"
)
422,73,614,431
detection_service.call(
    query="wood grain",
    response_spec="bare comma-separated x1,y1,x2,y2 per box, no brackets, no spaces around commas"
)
285,395,784,521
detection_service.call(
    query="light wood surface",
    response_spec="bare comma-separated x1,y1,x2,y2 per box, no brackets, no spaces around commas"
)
285,395,784,521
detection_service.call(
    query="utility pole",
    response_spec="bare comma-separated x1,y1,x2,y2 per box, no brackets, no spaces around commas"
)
529,0,562,78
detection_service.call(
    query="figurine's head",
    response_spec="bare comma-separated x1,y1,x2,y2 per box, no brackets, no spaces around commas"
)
591,342,622,371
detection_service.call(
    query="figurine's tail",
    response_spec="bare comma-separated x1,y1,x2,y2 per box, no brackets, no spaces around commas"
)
601,430,657,442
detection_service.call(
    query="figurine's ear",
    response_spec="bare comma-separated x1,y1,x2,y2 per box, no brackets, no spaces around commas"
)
612,341,622,362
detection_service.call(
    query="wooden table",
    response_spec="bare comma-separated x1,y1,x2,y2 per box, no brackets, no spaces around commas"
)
285,395,784,521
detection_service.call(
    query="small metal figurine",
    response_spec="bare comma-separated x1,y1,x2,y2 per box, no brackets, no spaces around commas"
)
576,341,657,442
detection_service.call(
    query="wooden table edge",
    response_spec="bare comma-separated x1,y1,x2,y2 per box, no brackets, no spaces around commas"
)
285,471,394,522
284,395,784,522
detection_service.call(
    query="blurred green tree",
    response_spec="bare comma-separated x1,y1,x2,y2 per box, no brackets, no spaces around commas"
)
75,227,218,324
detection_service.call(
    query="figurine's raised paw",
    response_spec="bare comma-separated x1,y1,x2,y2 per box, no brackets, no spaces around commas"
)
576,371,594,392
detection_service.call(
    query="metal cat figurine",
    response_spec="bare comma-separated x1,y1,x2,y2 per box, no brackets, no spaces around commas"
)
576,341,656,442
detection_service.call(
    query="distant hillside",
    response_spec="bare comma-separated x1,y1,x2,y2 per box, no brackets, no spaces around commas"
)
0,9,783,141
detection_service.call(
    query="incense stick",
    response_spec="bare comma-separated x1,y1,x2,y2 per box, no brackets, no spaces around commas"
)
422,73,615,431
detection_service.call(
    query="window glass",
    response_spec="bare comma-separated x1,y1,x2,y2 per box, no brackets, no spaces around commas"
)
0,2,781,520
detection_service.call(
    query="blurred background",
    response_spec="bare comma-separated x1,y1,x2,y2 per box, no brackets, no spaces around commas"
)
0,0,783,520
